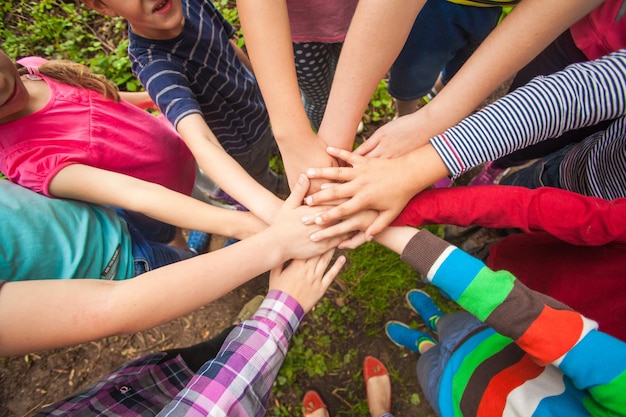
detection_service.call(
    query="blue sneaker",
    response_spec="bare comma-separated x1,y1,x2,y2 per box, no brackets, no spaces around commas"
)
187,230,211,254
406,290,443,332
385,321,436,353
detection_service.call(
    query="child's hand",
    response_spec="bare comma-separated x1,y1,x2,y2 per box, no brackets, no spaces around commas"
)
269,249,346,313
281,130,338,193
355,114,428,159
304,145,448,240
307,209,380,250
271,174,349,260
303,148,420,240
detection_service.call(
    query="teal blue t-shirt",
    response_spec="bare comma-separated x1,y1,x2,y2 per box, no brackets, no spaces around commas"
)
0,180,134,281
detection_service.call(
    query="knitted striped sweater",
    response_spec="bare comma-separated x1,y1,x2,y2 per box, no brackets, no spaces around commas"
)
401,230,626,417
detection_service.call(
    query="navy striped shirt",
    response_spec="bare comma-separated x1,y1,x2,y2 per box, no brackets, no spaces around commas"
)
128,0,269,156
432,49,626,200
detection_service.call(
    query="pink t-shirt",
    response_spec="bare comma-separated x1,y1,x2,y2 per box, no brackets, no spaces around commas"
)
570,0,626,60
287,0,358,43
0,74,195,196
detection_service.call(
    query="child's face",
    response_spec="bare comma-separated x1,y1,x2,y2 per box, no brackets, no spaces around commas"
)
0,50,29,123
83,0,184,40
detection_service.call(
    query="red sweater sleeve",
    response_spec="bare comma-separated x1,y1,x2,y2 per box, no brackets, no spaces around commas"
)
392,185,626,245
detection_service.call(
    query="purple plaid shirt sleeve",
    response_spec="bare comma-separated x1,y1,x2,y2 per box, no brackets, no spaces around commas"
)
157,289,304,417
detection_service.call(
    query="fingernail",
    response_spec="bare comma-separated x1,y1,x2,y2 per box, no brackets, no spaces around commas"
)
306,168,315,176
298,174,306,184
310,233,318,241
301,215,311,223
320,183,332,190
327,146,336,152
314,216,323,225
305,196,312,205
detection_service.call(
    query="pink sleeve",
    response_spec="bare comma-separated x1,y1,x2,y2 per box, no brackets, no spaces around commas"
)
392,185,626,245
2,145,86,197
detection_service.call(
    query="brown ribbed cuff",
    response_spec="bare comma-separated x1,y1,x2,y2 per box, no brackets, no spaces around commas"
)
400,230,451,277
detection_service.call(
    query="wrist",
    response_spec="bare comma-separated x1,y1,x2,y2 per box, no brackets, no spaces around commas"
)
261,225,291,264
269,113,313,144
403,144,449,188
374,227,420,255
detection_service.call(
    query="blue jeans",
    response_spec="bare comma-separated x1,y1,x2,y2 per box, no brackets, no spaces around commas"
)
115,209,195,276
416,312,486,417
500,144,570,189
388,0,502,100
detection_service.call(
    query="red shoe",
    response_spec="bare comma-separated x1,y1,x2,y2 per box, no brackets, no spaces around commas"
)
302,390,328,417
363,356,392,413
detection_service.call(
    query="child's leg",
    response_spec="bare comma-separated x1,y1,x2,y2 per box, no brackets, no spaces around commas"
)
159,325,236,372
440,6,501,87
388,1,497,116
116,209,177,243
417,312,485,416
117,209,196,276
500,144,572,189
293,42,342,131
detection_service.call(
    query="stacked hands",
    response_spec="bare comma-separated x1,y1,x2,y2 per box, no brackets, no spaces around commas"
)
299,144,443,249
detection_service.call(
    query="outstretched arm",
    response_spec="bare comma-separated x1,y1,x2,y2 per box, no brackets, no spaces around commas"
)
356,0,605,159
0,175,345,356
393,186,626,246
177,114,283,224
118,91,155,110
317,0,426,152
49,164,267,240
236,0,336,190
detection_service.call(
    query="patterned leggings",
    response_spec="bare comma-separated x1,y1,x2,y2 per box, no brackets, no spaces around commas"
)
293,41,343,130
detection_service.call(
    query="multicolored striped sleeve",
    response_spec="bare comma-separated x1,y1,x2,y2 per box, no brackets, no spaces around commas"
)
157,290,304,417
401,230,626,416
430,49,626,179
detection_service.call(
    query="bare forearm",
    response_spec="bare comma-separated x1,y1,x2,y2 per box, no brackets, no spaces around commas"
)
318,0,426,150
49,164,269,237
130,182,265,236
236,0,312,140
0,228,287,356
374,226,420,255
409,0,604,143
230,39,253,72
177,115,282,223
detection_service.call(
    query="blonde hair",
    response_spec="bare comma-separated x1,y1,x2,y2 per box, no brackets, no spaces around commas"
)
19,60,120,102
